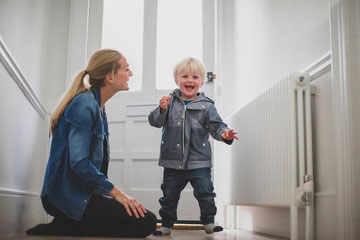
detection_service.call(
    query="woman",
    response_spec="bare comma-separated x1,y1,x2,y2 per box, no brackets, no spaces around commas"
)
27,49,157,238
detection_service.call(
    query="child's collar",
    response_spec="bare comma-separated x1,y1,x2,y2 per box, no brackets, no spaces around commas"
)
173,88,204,102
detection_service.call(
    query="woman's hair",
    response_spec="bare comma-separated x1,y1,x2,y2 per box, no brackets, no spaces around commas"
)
173,57,206,84
50,49,123,134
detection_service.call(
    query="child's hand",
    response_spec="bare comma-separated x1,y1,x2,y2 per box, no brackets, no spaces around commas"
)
160,96,171,113
221,129,239,140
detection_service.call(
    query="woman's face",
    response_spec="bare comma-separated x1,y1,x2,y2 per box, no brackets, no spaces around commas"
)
113,57,133,91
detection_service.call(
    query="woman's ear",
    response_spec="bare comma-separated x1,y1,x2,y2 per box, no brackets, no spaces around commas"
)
105,73,114,84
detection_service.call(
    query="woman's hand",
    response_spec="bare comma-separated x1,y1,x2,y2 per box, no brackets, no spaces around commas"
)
221,129,239,141
109,187,147,218
160,96,171,113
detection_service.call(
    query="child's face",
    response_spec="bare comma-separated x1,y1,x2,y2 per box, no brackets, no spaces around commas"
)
175,70,203,101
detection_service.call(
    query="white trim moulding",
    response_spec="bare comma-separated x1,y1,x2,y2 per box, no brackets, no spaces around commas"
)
0,37,48,119
302,52,332,81
0,187,40,197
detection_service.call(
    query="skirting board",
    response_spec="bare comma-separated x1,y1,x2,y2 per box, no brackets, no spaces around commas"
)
224,205,306,239
0,194,48,237
225,194,336,240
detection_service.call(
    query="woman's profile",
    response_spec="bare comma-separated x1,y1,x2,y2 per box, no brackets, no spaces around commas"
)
27,49,157,238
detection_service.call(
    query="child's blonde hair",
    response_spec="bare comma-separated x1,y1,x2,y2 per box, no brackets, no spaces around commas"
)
173,57,206,84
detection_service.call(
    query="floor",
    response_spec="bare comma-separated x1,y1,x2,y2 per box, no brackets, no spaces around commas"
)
4,230,288,240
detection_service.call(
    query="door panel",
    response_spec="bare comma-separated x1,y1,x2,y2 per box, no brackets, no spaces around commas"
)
108,122,126,151
108,160,125,190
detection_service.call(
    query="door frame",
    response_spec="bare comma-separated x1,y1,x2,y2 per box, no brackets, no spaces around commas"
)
66,0,218,221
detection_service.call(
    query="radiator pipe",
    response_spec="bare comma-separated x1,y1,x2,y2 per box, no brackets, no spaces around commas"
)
304,177,314,240
292,73,314,240
304,79,315,240
290,74,299,240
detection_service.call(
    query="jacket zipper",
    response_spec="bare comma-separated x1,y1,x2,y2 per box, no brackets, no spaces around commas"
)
181,105,187,157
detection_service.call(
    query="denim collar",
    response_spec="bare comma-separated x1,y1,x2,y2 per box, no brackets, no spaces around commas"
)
93,87,101,108
92,87,106,114
92,87,109,136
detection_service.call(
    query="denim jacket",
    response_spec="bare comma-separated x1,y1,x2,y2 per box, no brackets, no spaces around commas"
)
148,89,232,170
41,88,114,220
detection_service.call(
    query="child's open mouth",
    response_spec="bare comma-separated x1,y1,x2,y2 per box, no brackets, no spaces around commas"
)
185,85,194,91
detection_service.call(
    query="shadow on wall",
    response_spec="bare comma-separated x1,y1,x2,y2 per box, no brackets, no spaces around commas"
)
13,115,49,236
0,66,50,236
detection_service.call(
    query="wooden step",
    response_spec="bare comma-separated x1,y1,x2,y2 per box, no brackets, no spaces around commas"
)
156,223,204,230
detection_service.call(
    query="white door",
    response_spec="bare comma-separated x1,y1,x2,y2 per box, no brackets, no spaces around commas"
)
101,0,216,221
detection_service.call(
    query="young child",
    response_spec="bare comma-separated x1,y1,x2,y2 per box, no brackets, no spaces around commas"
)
148,57,238,235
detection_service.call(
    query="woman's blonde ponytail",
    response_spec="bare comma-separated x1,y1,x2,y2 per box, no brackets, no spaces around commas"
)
50,71,88,134
49,49,123,135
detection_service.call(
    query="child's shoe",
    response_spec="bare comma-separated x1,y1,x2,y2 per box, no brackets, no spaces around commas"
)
153,227,171,235
204,223,223,234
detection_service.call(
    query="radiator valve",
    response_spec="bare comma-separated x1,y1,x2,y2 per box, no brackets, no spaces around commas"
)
303,175,314,206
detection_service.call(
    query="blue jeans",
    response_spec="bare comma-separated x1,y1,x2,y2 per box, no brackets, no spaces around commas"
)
159,168,217,227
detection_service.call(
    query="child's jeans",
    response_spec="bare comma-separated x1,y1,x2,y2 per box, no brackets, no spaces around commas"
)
159,167,216,228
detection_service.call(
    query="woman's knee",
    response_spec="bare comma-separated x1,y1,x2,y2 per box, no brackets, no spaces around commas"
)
142,209,157,235
146,209,157,226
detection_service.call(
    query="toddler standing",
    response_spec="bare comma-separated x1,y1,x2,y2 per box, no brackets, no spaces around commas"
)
148,57,238,235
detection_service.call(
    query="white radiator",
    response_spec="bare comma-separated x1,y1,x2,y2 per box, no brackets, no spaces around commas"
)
227,73,314,239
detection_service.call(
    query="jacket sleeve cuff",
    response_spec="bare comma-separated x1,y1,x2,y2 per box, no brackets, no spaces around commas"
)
156,106,168,118
149,106,167,127
222,138,234,145
217,127,230,141
99,179,114,195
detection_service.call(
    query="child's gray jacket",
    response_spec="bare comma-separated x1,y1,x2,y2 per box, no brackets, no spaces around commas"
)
148,89,232,170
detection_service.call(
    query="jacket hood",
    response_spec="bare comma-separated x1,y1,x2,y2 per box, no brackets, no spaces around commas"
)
171,88,214,104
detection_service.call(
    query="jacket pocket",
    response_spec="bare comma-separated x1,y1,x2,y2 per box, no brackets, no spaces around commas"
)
189,126,211,160
160,126,182,160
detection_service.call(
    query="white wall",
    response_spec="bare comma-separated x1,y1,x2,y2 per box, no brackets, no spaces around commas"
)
215,0,334,239
0,0,70,236
219,0,330,119
0,0,71,111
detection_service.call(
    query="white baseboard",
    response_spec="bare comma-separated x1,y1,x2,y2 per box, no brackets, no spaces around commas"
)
224,205,306,239
0,194,47,237
0,187,40,197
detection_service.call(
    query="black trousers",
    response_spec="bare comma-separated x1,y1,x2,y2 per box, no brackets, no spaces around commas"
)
42,194,157,238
